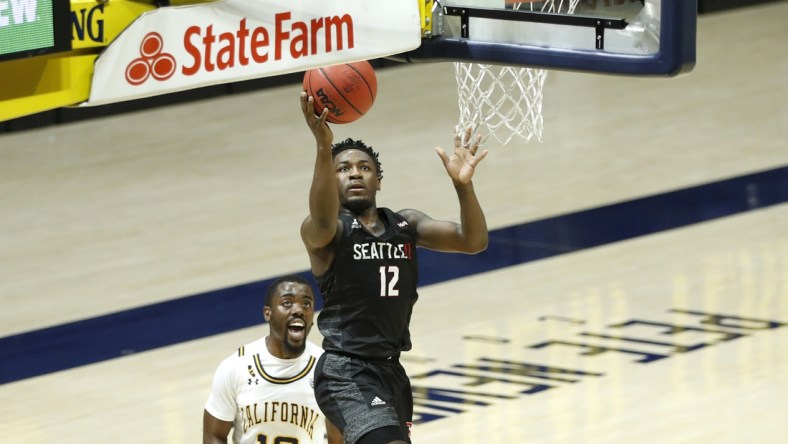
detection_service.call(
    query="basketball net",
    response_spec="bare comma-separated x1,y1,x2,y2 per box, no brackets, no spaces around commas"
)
455,0,580,145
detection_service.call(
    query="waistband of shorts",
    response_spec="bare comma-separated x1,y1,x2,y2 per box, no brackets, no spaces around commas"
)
326,350,401,364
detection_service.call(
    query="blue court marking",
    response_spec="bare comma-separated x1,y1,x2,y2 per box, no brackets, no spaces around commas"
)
1,166,786,384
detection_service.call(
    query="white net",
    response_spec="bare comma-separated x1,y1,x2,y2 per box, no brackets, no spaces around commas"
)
454,0,580,145
454,62,547,145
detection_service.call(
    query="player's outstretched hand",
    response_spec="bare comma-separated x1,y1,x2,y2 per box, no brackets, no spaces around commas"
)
300,91,333,147
435,126,488,185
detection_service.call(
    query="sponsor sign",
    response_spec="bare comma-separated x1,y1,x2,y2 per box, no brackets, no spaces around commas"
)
70,0,158,50
83,0,421,106
0,0,71,61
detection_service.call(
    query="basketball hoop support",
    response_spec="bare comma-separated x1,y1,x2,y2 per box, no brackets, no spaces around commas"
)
394,0,697,77
443,6,628,50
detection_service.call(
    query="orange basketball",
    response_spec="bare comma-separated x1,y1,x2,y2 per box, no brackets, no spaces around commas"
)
303,61,378,124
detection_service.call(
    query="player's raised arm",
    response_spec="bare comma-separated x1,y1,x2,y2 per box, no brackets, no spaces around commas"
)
401,127,489,254
300,92,339,253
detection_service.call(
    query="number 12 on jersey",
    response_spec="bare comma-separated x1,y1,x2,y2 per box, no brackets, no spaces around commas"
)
379,266,400,297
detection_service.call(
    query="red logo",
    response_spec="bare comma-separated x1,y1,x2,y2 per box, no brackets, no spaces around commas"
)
125,32,177,85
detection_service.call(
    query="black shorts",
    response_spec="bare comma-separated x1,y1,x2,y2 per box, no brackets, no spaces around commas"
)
314,352,412,444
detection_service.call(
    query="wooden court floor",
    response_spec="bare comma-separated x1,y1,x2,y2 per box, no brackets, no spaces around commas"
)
1,3,786,443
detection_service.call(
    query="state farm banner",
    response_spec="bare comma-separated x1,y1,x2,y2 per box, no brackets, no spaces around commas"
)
81,0,421,106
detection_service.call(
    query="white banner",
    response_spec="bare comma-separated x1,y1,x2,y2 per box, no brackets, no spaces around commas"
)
82,0,421,106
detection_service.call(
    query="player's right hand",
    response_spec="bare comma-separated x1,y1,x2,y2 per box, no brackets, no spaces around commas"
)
300,91,333,148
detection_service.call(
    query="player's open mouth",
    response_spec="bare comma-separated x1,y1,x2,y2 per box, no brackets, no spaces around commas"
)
287,320,306,338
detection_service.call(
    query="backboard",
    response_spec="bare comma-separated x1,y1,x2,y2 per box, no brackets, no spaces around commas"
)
398,0,697,77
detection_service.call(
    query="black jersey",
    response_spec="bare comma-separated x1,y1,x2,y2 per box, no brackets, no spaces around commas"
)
315,208,419,359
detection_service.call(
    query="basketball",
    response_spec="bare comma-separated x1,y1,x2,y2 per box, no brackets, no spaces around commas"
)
303,61,378,124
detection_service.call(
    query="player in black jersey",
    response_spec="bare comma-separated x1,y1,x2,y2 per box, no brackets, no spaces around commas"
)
299,91,489,444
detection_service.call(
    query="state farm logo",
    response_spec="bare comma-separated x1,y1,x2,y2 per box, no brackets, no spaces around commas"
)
125,32,177,86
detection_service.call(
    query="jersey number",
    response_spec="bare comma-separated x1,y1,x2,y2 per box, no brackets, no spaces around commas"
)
379,266,400,297
257,435,297,444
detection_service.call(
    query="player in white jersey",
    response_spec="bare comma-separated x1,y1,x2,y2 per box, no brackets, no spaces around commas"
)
203,274,342,444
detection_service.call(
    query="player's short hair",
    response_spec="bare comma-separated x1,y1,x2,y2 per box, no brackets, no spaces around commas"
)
332,138,383,181
265,274,314,307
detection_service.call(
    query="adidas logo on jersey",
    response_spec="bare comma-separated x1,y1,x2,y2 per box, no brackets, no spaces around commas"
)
397,220,408,227
351,219,361,230
370,396,386,406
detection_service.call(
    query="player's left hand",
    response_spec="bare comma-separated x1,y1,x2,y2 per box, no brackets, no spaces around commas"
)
435,126,488,185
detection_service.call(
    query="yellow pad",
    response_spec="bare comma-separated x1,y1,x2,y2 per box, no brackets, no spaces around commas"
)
419,0,434,36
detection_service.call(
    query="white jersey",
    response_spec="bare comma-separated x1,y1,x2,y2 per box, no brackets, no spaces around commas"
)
205,337,327,444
